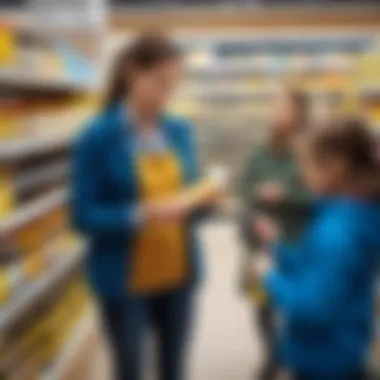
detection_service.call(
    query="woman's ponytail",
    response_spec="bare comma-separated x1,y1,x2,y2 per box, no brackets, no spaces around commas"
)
103,32,181,110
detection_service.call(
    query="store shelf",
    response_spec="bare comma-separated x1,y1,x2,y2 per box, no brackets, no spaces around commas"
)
186,61,353,77
15,163,69,194
43,308,96,380
0,70,95,95
0,189,67,235
0,135,72,163
0,248,84,334
179,87,346,101
360,86,380,96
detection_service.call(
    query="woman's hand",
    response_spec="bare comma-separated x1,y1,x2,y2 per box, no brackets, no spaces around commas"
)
257,181,284,203
141,198,191,224
252,215,279,245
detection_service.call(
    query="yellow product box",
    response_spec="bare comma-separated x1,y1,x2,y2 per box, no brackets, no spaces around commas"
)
16,217,47,256
0,24,16,66
0,168,15,219
0,100,26,140
23,245,48,279
17,322,45,360
0,263,23,304
36,313,62,366
52,232,82,254
16,207,65,256
0,269,11,304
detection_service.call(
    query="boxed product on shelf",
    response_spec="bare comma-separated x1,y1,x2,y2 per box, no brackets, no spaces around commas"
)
0,272,91,380
1,156,68,213
0,167,15,218
0,199,77,302
0,22,16,66
0,98,26,141
0,21,98,379
14,203,67,256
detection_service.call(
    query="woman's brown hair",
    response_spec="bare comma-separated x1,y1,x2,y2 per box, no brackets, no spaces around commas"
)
307,117,379,198
103,32,181,110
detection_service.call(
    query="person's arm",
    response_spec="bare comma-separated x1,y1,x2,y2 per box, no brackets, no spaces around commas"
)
237,147,262,205
177,120,223,222
263,226,358,327
283,171,312,209
272,241,303,274
71,126,140,234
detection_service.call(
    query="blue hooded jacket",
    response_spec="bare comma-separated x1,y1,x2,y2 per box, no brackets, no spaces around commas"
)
264,198,380,379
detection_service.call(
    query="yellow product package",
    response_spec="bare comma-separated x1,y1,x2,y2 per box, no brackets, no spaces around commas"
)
0,169,15,219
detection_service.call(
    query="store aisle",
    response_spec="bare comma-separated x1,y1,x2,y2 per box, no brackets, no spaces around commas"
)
90,222,262,380
191,221,261,380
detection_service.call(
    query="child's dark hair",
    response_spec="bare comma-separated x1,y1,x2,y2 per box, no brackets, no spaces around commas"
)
103,31,181,110
308,117,379,198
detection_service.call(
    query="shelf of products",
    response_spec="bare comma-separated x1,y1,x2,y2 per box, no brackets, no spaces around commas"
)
170,33,380,172
42,309,98,380
0,18,99,380
0,247,84,334
0,272,93,379
0,21,97,94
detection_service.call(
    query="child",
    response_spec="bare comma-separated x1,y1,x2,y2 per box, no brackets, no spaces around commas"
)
253,117,380,380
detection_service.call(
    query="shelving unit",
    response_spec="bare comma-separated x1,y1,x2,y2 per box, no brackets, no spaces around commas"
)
169,32,380,172
0,248,84,334
0,17,99,380
42,309,98,380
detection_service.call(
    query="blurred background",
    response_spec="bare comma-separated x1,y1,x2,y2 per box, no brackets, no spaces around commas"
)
0,1,380,379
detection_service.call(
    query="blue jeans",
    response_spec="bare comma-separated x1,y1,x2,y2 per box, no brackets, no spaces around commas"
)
294,371,367,380
99,287,195,380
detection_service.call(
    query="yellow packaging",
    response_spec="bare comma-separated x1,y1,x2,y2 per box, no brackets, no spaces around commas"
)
0,269,11,303
23,246,47,278
0,168,15,219
0,24,16,66
178,177,221,209
17,226,38,256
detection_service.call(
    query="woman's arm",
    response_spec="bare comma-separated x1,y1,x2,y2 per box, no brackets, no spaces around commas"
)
71,127,140,234
177,120,224,221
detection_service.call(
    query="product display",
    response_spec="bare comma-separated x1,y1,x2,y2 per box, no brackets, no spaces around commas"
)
0,275,92,379
170,34,380,172
0,20,98,380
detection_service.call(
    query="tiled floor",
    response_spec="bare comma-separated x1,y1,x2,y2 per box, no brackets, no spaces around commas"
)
89,222,262,380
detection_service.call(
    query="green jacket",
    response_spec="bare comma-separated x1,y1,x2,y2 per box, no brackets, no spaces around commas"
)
238,143,311,250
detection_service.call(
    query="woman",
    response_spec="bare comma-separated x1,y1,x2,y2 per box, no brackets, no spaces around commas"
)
238,88,312,380
254,117,380,380
71,33,219,380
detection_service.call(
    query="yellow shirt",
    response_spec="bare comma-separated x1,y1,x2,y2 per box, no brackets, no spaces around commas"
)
129,151,188,294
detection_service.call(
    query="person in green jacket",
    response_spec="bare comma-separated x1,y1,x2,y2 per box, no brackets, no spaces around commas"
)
238,87,312,380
